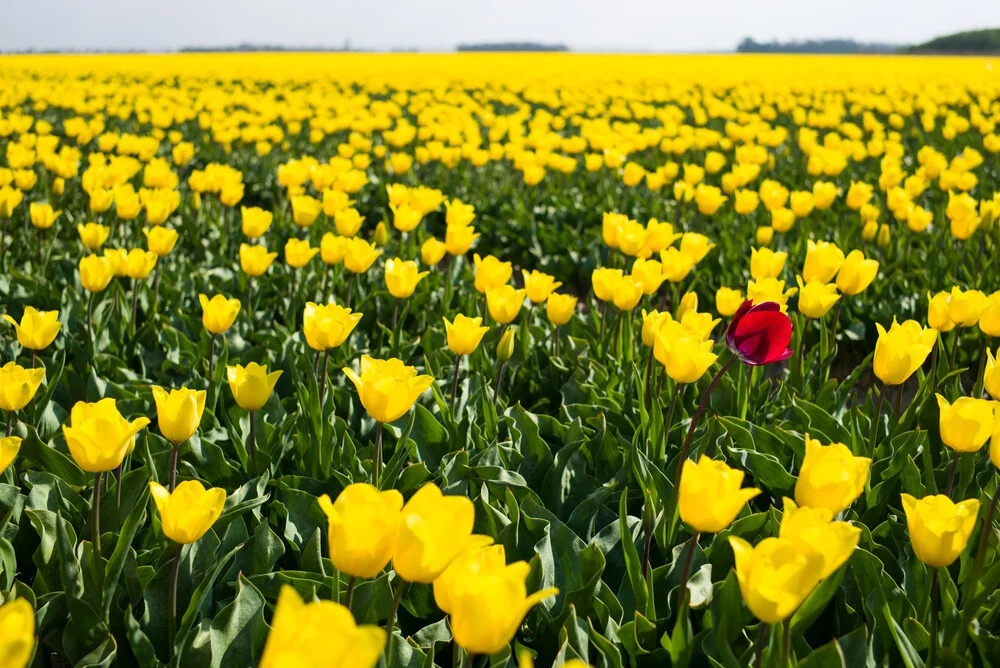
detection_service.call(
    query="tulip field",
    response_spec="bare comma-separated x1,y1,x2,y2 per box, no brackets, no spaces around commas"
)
3,51,1000,667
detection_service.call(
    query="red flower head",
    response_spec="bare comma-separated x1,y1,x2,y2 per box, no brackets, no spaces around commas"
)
726,300,794,366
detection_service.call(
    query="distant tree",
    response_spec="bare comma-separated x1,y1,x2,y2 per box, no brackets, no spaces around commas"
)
456,42,569,52
909,28,1000,54
737,36,900,54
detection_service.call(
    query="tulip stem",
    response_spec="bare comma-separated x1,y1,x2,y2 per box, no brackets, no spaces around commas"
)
450,354,462,418
373,422,384,488
208,334,216,384
598,302,608,354
385,578,407,662
867,384,886,458
928,568,939,668
392,298,399,330
346,272,356,308
892,383,904,434
114,462,123,524
344,576,356,610
321,265,331,303
248,410,257,478
554,326,561,357
949,329,960,371
5,411,12,437
151,263,162,315
493,361,507,408
676,531,700,613
168,542,182,659
92,471,102,566
974,339,990,398
643,346,654,411
670,356,736,512
30,350,35,369
130,278,140,332
659,381,682,462
945,452,960,498
780,618,791,667
319,349,330,405
168,441,180,492
754,624,766,668
87,291,95,343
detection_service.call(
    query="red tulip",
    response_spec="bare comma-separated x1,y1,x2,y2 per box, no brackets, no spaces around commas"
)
726,300,794,366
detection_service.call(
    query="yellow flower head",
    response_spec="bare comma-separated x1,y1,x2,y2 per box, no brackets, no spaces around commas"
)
227,362,282,411
935,394,995,453
729,536,823,624
679,456,761,533
444,314,489,356
0,598,35,668
77,223,111,251
803,240,845,283
4,306,61,351
795,277,840,319
522,270,562,304
384,258,429,299
343,356,434,424
836,250,878,296
750,247,787,281
901,493,979,568
285,238,320,269
873,318,937,386
240,243,278,277
151,385,206,444
779,498,860,579
343,238,382,274
318,483,403,579
198,294,241,335
241,206,273,238
794,436,870,515
473,254,513,293
63,398,150,472
0,361,45,412
487,285,527,324
149,480,226,544
303,302,363,351
421,237,447,266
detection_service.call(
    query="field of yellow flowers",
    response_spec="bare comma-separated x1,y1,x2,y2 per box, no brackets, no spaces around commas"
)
1,51,1000,667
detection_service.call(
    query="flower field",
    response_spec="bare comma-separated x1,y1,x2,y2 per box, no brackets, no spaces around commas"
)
2,51,1000,666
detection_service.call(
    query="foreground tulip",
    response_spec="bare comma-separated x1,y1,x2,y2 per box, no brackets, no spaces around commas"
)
750,247,787,280
62,399,150,473
927,291,955,332
434,545,508,614
444,314,489,356
318,484,403,581
654,332,718,385
729,536,823,623
343,237,382,274
150,479,226,656
240,243,278,277
679,456,761,533
78,222,111,251
836,250,879,295
612,275,643,311
445,224,479,255
592,268,624,303
473,254,513,293
873,319,936,385
0,598,35,668
259,585,386,668
384,257,428,299
795,277,840,319
486,285,526,325
0,435,21,474
241,206,272,238
935,394,994,453
4,306,61,353
150,480,225,544
29,202,60,230
901,493,979,568
0,361,45,415
779,498,860,578
802,240,845,283
726,300,794,366
985,348,1000,400
228,362,281,475
303,302,363,351
794,436,870,514
344,357,434,484
152,386,207,489
449,559,559,655
199,293,241,335
522,269,562,304
393,483,492,583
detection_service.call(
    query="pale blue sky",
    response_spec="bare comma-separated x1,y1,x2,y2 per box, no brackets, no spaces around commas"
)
0,0,997,53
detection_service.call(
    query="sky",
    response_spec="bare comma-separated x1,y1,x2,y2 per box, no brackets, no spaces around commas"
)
0,0,997,53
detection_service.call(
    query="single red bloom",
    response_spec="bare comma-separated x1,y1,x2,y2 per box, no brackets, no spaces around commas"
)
726,300,794,366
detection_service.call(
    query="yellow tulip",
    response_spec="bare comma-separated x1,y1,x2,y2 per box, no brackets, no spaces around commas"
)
198,294,241,335
756,225,774,246
679,310,720,341
794,436,870,515
486,286,526,325
715,287,744,317
123,249,157,279
89,188,114,213
421,237,447,266
795,277,840,319
0,362,45,412
0,435,21,474
949,287,985,328
291,195,322,227
29,202,60,230
979,292,1000,337
984,348,1000,400
612,275,643,311
318,483,403,579
227,363,282,411
445,199,476,227
142,226,178,256
771,207,796,233
935,394,995,453
240,206,272,238
259,585,385,668
473,254,513,293
285,238,319,269
320,233,349,265
449,559,559,655
343,238,382,274
433,545,507,613
927,291,955,333
343,356,434,424
630,258,665,295
874,317,938,384
729,536,823,623
591,268,624,303
151,386,206,444
900,493,979,568
392,482,492,583
497,326,516,362
240,243,278,277
302,302,363,351
835,250,879,296
0,598,35,668
445,224,479,255
77,223,110,251
679,232,716,264
749,247,787,281
747,277,797,311
444,314,489,356
373,221,388,247
149,480,225,544
390,203,423,232
0,186,24,217
812,181,838,209
522,270,562,304
335,207,365,238
3,307,61,350
384,258,429,299
547,293,578,327
62,399,150,472
802,240,845,283
779,498,860,578
641,309,671,347
660,247,695,282
322,190,354,217
679,456,761,533
654,333,718,385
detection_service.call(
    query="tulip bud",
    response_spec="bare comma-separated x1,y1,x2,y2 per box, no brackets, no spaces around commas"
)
755,226,774,246
876,223,891,248
497,326,515,363
862,220,878,241
374,221,388,247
